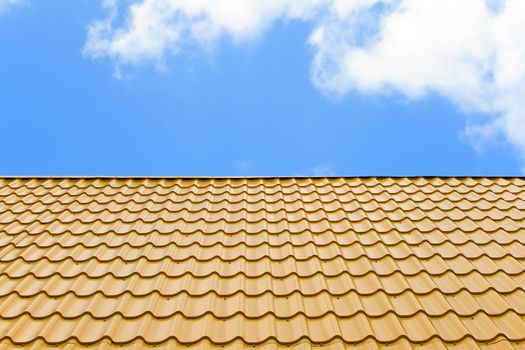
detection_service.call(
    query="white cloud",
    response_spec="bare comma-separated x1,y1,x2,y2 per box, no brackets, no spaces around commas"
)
85,0,525,168
84,0,323,65
310,0,525,164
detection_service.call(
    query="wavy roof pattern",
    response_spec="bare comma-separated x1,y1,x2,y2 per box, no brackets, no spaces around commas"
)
0,177,524,349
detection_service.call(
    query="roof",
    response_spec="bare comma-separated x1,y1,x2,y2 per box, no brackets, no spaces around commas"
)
0,176,524,349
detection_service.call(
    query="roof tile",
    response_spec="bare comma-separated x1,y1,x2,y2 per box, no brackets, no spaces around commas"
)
0,177,524,348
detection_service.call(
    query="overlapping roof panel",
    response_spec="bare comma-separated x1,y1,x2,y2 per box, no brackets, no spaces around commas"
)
0,177,524,349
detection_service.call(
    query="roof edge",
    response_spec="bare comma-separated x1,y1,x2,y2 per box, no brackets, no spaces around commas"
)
0,176,523,179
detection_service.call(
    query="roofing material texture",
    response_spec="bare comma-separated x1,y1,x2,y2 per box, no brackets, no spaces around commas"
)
0,177,524,349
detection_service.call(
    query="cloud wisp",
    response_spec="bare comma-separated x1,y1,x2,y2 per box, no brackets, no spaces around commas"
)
84,0,525,168
0,0,25,13
313,164,336,176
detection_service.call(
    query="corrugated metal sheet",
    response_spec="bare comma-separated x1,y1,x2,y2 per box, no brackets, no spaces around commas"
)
0,177,524,349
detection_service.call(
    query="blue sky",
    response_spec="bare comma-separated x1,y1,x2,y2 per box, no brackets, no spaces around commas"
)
0,1,523,176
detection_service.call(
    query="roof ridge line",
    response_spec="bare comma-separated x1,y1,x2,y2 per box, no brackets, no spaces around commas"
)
0,176,524,179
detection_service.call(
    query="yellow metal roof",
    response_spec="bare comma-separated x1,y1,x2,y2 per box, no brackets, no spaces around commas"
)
0,177,524,349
